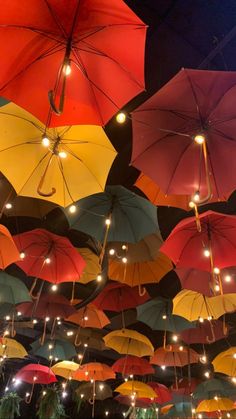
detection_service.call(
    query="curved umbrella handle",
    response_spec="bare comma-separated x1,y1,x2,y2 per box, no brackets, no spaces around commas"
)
25,383,35,404
206,320,216,343
194,141,213,205
37,154,56,197
138,284,146,297
48,72,66,115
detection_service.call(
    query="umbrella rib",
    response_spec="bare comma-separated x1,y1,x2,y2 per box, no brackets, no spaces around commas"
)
0,24,65,44
0,111,44,133
43,0,68,39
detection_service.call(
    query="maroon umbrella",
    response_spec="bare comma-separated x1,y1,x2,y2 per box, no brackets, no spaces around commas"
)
142,382,172,404
170,378,201,396
132,69,236,201
180,320,229,344
112,355,154,376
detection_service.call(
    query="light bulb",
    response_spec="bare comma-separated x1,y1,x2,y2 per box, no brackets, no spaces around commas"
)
231,377,236,383
105,411,109,416
84,343,88,348
200,355,207,364
45,317,50,322
97,274,102,282
58,151,67,159
5,316,10,321
43,391,46,396
233,353,236,359
204,371,210,378
203,249,210,258
162,314,167,320
33,376,37,381
85,371,89,376
33,319,38,324
122,257,127,264
56,317,60,321
225,275,232,282
69,204,77,214
105,218,111,226
5,203,12,209
116,112,126,124
49,355,53,360
57,320,61,325
122,244,127,250
192,408,196,414
179,346,184,351
194,134,205,144
189,201,195,209
3,330,9,336
227,414,231,418
42,135,50,147
45,257,51,264
109,248,115,256
55,357,58,362
20,251,25,259
124,378,128,382
207,316,212,321
63,60,71,76
214,396,218,401
161,365,166,370
25,392,30,397
99,384,104,391
80,394,84,398
131,402,135,407
172,334,178,342
130,374,133,379
213,267,220,274
84,316,88,321
4,387,9,392
48,344,53,350
62,391,67,398
78,354,83,360
67,331,73,336
198,414,202,419
214,285,220,292
51,284,58,292
193,191,200,202
17,311,22,316
199,317,204,323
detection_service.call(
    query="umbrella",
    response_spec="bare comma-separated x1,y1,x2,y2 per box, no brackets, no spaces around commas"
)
72,362,115,382
180,320,228,344
0,272,31,317
137,297,195,332
76,248,101,284
66,327,107,352
212,347,236,377
0,103,117,206
0,337,27,359
131,68,236,201
75,381,112,401
170,378,200,396
0,224,19,268
115,381,156,399
115,395,152,408
112,355,154,376
51,361,80,380
93,282,149,312
161,404,174,414
142,382,172,405
173,289,236,321
196,398,235,413
30,337,77,361
65,303,110,329
103,329,154,357
166,402,193,417
193,379,236,400
0,0,146,126
150,344,199,368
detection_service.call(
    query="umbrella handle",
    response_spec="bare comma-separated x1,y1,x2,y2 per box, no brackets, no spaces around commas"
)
25,382,35,404
138,284,146,297
37,154,56,197
195,141,213,205
48,70,67,115
206,320,216,343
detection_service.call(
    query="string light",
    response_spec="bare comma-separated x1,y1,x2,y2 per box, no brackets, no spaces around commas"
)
204,371,210,378
5,316,10,321
20,251,25,259
42,135,50,147
80,394,84,398
162,314,167,319
105,411,109,416
172,334,178,342
161,365,166,370
214,284,220,292
17,311,22,316
25,392,30,398
231,377,236,384
84,316,88,321
227,414,231,418
233,353,236,359
45,257,51,264
200,355,207,364
97,274,102,282
63,60,71,76
58,151,67,159
45,317,50,322
116,112,126,124
109,249,115,255
122,244,127,250
105,218,111,226
99,384,104,391
199,317,204,323
193,191,200,202
179,346,184,351
194,134,205,144
122,257,128,264
51,284,58,291
84,343,88,348
78,354,83,360
214,396,218,401
5,203,12,209
192,408,196,414
62,391,67,398
69,204,76,214
213,267,220,274
4,387,9,392
203,248,210,258
48,344,53,350
207,316,212,321
33,319,38,324
42,391,47,396
67,331,74,336
225,275,232,283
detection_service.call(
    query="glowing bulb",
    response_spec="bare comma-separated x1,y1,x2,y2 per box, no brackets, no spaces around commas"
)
17,311,22,316
227,414,231,418
194,134,205,144
69,204,76,214
62,391,67,398
192,409,196,414
67,331,73,336
99,384,104,391
203,249,210,258
233,353,236,359
116,112,126,124
45,257,51,264
84,343,88,348
97,274,102,282
84,316,88,321
55,357,58,362
122,244,127,250
14,379,21,386
131,402,135,407
58,151,67,159
5,315,10,321
130,374,133,379
51,284,58,292
232,377,236,383
3,330,9,336
214,396,218,401
172,334,178,342
200,355,207,364
213,267,220,274
207,316,212,321
199,317,204,323
63,60,71,76
33,319,38,324
161,365,166,370
225,275,232,283
42,391,46,396
56,317,60,321
49,355,53,360
5,203,12,209
42,136,50,147
204,371,210,378
179,346,184,351
57,320,61,325
105,411,109,416
214,285,220,292
109,248,115,255
78,354,83,360
189,201,195,209
25,392,30,397
198,414,203,419
85,371,89,376
193,191,200,202
4,387,9,392
48,344,53,350
124,378,128,382
105,218,111,226
122,257,127,264
45,317,50,322
33,376,37,381
80,394,84,398
162,314,167,320
20,251,25,259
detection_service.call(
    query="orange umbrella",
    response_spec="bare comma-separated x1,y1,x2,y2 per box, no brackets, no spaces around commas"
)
66,303,110,329
72,362,115,382
0,225,20,268
161,404,174,414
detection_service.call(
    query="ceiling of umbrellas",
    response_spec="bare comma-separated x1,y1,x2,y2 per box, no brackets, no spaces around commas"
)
0,1,236,418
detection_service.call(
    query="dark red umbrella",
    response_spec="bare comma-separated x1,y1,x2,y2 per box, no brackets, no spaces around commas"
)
112,355,154,376
142,382,172,405
170,378,201,396
93,282,149,312
0,0,146,126
180,319,229,344
132,68,236,201
14,228,85,285
160,211,236,272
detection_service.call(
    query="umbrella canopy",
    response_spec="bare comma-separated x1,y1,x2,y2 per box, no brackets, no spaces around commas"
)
0,103,117,206
173,289,236,321
115,381,156,399
30,338,77,361
14,228,85,284
75,381,112,401
193,379,236,400
196,398,235,413
115,394,152,408
17,294,76,319
137,297,195,332
166,402,193,417
0,0,146,127
0,272,31,314
212,347,236,376
180,320,228,344
171,378,200,396
131,68,236,199
0,224,20,268
76,248,101,284
51,361,80,380
150,344,199,367
0,337,27,359
66,185,159,244
65,303,110,329
93,282,149,312
66,327,107,351
103,329,154,357
15,364,57,384
160,211,236,271
142,382,172,405
108,251,172,287
112,355,154,376
72,362,115,382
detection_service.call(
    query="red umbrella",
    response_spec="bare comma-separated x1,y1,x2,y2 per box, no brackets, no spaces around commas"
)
142,382,172,405
160,211,236,274
180,320,228,344
93,282,149,312
131,68,236,201
112,355,154,376
0,0,146,126
170,377,201,396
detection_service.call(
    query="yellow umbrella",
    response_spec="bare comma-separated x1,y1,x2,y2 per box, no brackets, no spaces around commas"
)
0,337,27,359
51,361,80,380
77,248,101,284
0,103,117,206
173,289,236,321
196,398,234,412
103,329,154,357
212,347,236,376
115,380,156,399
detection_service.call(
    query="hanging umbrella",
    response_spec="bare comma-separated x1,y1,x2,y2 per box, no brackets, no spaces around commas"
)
75,381,112,401
166,402,193,417
170,377,201,396
112,355,154,376
212,347,236,377
115,395,152,408
173,289,236,321
180,320,228,344
0,0,146,126
93,282,149,312
176,267,236,297
196,398,235,413
72,362,115,382
76,248,101,284
0,224,19,268
51,361,80,380
150,344,199,367
65,303,110,329
0,272,31,316
103,329,154,357
66,327,107,352
131,68,236,201
137,297,195,332
141,382,172,405
30,337,77,361
161,404,174,415
193,379,236,400
115,381,156,399
0,337,27,359
0,103,117,206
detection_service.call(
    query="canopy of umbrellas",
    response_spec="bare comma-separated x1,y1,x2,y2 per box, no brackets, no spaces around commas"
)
0,1,236,419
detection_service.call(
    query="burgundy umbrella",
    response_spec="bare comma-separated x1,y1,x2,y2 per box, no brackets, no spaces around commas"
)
112,355,154,376
170,377,201,396
132,69,236,202
180,320,229,344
